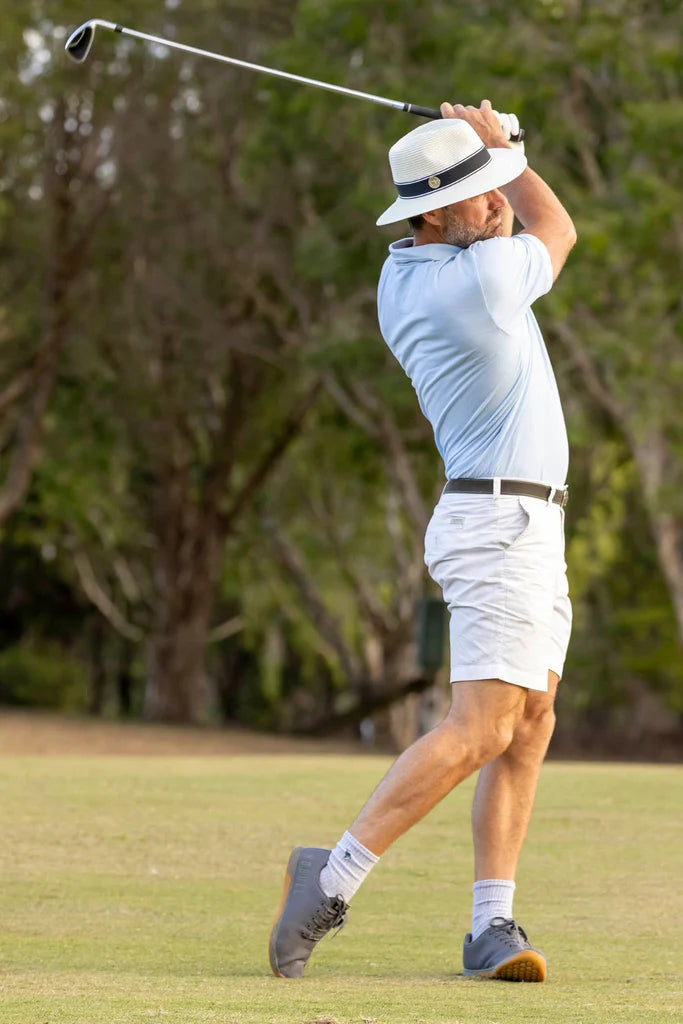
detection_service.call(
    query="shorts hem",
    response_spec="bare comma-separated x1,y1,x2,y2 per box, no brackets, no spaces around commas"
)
449,663,549,693
548,659,565,682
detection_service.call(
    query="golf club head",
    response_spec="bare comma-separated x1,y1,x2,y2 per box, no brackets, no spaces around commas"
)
66,19,120,63
65,21,97,63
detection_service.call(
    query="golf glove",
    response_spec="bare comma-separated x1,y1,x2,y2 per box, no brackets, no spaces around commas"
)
493,110,525,153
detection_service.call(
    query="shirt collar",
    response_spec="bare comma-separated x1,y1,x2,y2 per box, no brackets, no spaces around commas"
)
388,238,462,261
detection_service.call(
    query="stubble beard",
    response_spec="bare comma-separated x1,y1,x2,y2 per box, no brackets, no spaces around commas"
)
442,208,503,248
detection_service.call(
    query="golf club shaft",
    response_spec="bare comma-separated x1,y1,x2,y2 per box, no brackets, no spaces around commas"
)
66,20,525,139
100,22,441,119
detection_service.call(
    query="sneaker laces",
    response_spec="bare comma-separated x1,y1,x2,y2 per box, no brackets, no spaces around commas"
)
489,917,530,948
301,895,348,941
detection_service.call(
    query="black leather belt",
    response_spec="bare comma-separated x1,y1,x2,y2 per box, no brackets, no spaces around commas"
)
444,478,569,507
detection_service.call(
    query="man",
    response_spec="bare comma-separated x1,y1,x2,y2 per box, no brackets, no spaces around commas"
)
269,99,576,982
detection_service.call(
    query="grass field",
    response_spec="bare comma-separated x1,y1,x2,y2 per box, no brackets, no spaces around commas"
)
0,748,680,1024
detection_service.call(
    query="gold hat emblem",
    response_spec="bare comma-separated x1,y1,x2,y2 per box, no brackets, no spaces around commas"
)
428,175,441,189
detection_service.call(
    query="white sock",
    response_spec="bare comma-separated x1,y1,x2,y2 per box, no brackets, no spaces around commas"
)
319,830,379,904
471,878,516,940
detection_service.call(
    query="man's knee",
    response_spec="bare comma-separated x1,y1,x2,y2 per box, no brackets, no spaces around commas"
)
509,696,557,761
444,681,526,772
473,712,520,768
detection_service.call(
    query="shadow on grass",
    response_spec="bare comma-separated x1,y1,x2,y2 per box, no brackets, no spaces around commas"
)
94,962,473,982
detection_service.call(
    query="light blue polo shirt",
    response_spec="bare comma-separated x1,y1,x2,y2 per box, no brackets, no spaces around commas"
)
377,233,568,484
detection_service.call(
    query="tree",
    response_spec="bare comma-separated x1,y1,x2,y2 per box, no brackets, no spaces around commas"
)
0,13,112,525
1,0,680,739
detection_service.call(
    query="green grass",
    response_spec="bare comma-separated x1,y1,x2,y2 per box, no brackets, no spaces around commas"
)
0,755,680,1024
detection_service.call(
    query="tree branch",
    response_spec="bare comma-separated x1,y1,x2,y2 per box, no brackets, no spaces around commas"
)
549,318,626,425
209,616,245,643
306,492,397,638
292,673,437,736
265,521,363,683
0,337,61,524
350,380,430,537
323,372,378,436
219,377,322,534
72,551,144,643
0,368,33,420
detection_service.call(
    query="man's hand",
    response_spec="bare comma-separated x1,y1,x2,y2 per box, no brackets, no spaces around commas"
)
441,99,576,279
440,99,512,150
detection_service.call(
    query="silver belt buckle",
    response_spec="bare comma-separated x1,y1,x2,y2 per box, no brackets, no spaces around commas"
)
561,487,569,508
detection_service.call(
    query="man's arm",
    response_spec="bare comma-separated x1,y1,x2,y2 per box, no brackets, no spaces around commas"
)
500,200,515,238
441,100,577,280
502,167,576,281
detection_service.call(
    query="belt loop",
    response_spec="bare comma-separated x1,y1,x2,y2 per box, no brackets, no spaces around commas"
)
547,486,556,506
492,477,501,499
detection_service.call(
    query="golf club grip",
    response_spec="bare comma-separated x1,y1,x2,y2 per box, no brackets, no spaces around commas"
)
404,103,443,119
404,103,525,142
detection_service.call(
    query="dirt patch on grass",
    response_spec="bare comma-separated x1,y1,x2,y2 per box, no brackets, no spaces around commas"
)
0,708,368,757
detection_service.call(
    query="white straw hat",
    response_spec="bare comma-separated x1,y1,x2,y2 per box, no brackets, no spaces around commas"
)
376,119,527,227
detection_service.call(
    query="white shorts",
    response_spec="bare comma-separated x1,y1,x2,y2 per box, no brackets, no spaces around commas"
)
424,490,572,692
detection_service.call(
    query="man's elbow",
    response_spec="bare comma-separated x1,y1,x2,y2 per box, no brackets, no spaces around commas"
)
521,217,577,280
558,208,577,251
550,218,577,280
566,217,578,249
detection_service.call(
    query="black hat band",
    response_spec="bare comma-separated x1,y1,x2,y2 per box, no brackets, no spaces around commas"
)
395,146,491,199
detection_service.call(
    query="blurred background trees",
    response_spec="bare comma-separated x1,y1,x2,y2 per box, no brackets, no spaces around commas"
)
0,0,680,755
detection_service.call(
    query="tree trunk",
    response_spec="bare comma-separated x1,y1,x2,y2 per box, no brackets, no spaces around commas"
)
0,162,73,523
144,492,219,724
145,596,215,723
551,322,683,644
0,93,112,526
650,513,683,644
632,434,683,644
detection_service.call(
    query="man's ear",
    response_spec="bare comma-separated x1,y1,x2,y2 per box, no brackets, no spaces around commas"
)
421,208,444,227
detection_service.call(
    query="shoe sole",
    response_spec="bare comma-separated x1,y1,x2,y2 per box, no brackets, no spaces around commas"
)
268,846,302,978
464,949,547,982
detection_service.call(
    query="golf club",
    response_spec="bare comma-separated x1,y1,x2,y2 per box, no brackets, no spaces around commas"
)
65,19,525,141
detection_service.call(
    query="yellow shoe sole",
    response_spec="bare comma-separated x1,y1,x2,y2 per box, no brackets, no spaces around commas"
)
467,949,547,982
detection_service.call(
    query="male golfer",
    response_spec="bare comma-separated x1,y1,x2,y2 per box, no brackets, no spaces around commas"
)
269,99,576,982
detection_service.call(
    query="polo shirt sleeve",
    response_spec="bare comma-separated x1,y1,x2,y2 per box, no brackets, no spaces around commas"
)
470,234,554,333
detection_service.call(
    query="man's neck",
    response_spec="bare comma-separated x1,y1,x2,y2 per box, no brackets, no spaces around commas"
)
412,223,446,246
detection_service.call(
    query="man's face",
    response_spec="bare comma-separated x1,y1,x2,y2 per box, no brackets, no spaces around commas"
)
431,188,507,247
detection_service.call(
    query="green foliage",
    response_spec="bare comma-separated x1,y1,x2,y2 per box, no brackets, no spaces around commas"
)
0,642,89,709
0,0,680,729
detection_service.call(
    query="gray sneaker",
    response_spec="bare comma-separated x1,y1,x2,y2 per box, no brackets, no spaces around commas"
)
269,847,348,978
463,917,547,982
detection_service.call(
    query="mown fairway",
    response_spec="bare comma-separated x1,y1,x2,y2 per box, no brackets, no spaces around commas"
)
0,754,680,1024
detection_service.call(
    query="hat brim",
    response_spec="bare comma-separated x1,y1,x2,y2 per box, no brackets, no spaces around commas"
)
376,148,527,227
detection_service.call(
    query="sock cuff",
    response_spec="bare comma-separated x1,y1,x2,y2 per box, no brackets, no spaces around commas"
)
473,878,516,895
471,878,516,940
343,830,380,865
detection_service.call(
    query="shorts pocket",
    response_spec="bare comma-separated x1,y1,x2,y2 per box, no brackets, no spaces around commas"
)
498,497,532,549
424,510,466,555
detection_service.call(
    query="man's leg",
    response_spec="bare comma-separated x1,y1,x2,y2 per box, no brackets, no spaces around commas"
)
471,671,559,882
349,678,527,855
460,672,559,982
270,678,527,978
